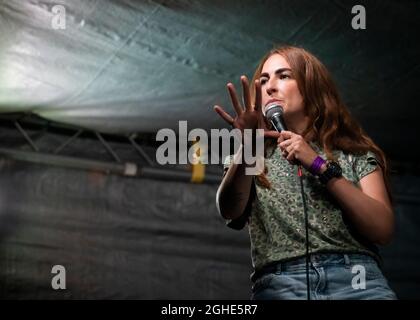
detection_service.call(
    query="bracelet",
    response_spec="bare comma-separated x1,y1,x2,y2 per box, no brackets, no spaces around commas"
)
309,156,326,175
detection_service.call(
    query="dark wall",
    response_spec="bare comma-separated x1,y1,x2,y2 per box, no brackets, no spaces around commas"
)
381,175,420,299
0,158,419,299
0,159,251,299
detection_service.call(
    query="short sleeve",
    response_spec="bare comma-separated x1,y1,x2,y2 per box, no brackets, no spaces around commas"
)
353,151,379,182
223,154,234,171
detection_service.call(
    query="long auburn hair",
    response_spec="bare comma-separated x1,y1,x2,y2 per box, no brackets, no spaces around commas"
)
251,45,391,198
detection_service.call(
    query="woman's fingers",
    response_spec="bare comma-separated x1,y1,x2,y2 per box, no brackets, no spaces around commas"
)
279,139,296,162
214,105,234,125
286,150,296,162
279,142,293,161
280,131,294,139
226,76,260,116
227,83,243,116
279,139,293,149
219,77,263,131
241,76,252,112
254,79,262,112
264,130,281,139
286,143,295,154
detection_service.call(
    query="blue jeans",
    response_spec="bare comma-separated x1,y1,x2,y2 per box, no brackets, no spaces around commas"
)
251,253,397,300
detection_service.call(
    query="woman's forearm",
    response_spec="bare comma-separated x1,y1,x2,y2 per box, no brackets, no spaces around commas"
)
326,177,394,245
216,146,254,220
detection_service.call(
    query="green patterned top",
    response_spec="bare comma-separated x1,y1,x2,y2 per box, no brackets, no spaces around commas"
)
223,143,381,270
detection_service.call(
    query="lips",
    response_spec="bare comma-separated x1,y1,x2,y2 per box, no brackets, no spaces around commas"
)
265,99,283,108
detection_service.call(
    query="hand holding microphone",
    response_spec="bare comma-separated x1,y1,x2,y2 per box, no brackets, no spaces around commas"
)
264,104,319,169
263,103,297,164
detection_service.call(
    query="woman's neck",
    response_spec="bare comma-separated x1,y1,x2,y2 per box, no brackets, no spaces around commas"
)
285,115,310,136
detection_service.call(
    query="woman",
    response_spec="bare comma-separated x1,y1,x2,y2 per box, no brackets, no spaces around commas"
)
214,45,397,300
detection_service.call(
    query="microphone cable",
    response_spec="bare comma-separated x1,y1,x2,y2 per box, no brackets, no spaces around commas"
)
298,165,311,300
266,104,311,299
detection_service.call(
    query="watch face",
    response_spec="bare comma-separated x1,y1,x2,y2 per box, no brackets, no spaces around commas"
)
319,161,342,184
329,161,342,177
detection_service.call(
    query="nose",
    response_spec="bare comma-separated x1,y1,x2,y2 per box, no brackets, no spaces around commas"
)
265,77,277,96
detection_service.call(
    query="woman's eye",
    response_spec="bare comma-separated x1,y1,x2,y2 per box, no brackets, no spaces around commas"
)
280,74,291,79
260,78,268,85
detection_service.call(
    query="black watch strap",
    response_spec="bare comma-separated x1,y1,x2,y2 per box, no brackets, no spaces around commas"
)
318,161,342,184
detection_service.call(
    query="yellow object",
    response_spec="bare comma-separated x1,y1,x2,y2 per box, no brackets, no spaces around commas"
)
191,162,205,183
191,140,205,183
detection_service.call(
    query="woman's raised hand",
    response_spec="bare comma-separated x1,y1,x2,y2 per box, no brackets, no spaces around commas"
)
214,75,266,133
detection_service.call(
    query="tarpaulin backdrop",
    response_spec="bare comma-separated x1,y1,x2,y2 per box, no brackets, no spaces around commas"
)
0,0,419,298
0,132,419,299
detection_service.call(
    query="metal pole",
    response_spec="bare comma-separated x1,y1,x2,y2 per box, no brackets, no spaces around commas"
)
0,148,222,184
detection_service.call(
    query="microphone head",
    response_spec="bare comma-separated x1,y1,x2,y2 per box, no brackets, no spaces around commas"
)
264,104,284,122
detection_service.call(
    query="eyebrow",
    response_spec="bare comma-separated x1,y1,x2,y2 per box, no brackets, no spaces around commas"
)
260,68,292,78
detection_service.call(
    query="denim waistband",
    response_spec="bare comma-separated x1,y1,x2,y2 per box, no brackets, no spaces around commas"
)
251,253,378,282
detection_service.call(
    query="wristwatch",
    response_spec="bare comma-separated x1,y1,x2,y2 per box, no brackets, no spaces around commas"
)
318,161,342,184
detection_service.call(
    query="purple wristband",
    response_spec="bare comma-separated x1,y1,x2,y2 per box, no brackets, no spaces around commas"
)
309,156,326,175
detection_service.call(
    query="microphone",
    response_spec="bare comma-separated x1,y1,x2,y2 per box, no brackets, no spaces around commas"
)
265,104,298,164
264,104,287,132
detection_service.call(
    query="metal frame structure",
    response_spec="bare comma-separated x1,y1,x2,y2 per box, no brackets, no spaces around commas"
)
0,113,221,184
